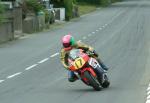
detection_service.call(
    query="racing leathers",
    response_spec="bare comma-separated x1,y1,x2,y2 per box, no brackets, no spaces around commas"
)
60,41,109,82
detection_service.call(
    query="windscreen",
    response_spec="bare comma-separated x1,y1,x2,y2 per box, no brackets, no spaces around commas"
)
69,49,80,60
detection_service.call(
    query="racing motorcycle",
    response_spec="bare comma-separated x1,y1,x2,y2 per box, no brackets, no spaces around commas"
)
68,49,110,91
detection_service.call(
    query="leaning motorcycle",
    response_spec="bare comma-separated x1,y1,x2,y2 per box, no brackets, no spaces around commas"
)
68,49,110,91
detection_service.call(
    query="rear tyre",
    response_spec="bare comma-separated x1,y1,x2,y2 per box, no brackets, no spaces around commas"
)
102,81,110,88
84,71,101,91
101,74,110,88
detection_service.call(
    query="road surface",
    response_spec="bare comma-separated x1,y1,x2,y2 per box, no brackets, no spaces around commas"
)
0,0,150,103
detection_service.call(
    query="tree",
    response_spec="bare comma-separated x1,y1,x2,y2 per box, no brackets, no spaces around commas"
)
26,0,44,13
64,0,73,21
76,0,100,5
51,0,64,7
51,0,73,21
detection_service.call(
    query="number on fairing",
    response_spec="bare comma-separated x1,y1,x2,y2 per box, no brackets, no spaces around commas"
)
74,58,85,70
89,58,99,68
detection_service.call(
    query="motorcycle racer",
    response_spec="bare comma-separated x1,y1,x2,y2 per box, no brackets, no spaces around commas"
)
60,34,109,82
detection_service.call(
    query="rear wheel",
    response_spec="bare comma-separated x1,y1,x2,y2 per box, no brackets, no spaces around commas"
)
84,71,101,91
101,74,110,88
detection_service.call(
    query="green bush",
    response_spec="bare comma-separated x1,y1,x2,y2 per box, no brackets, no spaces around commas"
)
76,0,100,5
111,0,122,3
51,0,64,7
0,4,4,13
44,10,50,23
51,0,74,21
73,0,77,4
64,0,73,21
26,0,44,13
100,0,111,6
0,3,5,23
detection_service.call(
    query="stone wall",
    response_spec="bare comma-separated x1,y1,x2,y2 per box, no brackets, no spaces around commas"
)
0,20,14,43
13,7,22,35
22,14,38,34
22,13,45,34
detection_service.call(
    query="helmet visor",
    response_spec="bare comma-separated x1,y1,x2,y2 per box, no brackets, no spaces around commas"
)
63,43,71,48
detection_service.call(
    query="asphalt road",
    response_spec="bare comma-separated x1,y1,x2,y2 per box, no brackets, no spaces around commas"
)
0,0,150,103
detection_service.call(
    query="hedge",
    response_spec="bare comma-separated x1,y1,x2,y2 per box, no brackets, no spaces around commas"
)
76,0,121,6
64,0,73,21
50,0,64,7
76,0,101,5
100,0,111,6
0,3,5,23
26,0,44,13
51,0,73,21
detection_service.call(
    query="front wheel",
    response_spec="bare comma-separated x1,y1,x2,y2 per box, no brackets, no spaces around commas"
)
84,71,101,91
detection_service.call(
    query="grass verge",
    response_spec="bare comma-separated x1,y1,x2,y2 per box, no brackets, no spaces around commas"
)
78,4,97,16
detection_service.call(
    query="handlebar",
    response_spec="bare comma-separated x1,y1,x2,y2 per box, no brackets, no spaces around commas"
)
85,51,95,56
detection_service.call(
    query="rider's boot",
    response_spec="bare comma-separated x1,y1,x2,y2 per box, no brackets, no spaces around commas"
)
96,58,109,71
68,71,78,82
92,58,108,84
91,50,109,71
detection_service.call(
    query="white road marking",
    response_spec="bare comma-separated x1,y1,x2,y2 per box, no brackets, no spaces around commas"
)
102,25,105,28
38,58,49,64
96,30,99,32
92,32,95,34
83,36,86,39
147,95,150,100
105,24,108,26
148,90,150,95
7,72,22,79
0,80,4,83
147,87,150,91
146,100,150,103
88,34,91,37
25,64,38,70
146,83,150,103
78,40,82,42
50,53,59,58
99,28,102,30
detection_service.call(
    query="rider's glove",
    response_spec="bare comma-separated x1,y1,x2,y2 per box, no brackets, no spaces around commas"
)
88,47,94,51
92,50,99,57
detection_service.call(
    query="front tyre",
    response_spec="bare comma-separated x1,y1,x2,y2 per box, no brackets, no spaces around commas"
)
84,71,101,91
